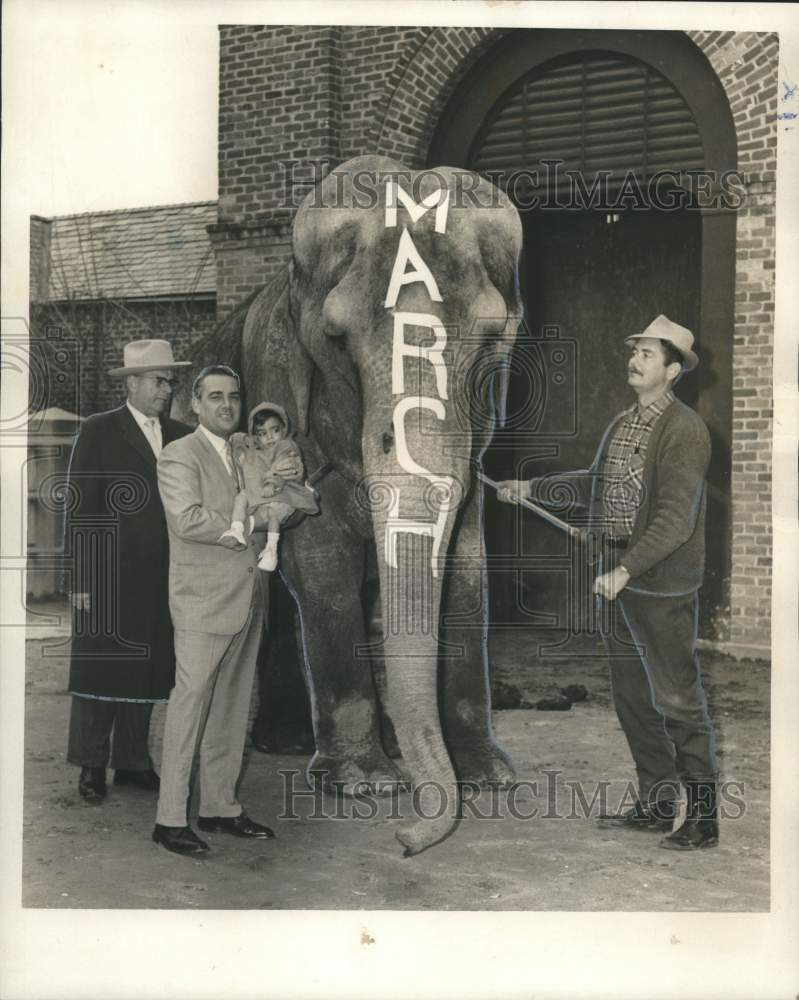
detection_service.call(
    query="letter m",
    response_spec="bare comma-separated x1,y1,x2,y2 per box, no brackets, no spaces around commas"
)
385,179,450,234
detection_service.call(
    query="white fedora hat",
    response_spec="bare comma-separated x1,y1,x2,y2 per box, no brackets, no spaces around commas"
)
625,314,699,371
107,339,192,376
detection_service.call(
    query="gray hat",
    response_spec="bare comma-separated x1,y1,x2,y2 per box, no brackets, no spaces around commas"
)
625,315,698,371
108,339,192,376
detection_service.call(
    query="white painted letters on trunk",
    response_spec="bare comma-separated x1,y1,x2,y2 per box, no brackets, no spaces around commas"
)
384,179,450,234
382,180,454,578
392,312,449,401
393,396,446,476
384,228,443,309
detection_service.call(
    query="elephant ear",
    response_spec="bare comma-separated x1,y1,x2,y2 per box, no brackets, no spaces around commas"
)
477,204,524,430
243,261,315,436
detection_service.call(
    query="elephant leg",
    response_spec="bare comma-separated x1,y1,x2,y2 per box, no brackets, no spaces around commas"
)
280,517,403,796
251,570,314,755
439,487,516,788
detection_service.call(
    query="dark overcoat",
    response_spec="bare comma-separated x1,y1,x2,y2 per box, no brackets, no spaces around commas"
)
65,405,191,701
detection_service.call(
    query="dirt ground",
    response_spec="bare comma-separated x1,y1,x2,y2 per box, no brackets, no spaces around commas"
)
22,600,770,911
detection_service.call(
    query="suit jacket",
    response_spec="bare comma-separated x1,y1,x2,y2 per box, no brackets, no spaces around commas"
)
531,399,710,597
157,428,267,635
66,405,191,700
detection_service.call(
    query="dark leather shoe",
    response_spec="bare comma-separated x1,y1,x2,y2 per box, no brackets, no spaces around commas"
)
152,824,209,855
78,767,106,802
597,799,676,832
661,780,718,850
661,817,719,850
114,768,160,791
197,812,275,839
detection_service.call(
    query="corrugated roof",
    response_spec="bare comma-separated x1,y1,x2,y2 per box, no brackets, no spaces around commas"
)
44,202,217,301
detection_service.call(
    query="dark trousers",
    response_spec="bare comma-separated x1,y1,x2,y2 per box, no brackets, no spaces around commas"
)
602,588,717,804
67,695,154,771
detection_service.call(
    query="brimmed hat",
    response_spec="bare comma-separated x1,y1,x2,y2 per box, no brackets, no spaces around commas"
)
625,315,698,371
107,339,192,376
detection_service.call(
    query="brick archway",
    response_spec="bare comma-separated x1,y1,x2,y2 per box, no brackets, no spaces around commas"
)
372,26,510,166
426,27,740,629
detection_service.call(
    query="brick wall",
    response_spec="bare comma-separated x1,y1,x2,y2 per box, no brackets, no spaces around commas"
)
29,297,217,418
29,217,52,305
214,25,347,313
687,30,778,651
338,26,435,160
215,26,778,651
218,24,346,224
350,26,509,166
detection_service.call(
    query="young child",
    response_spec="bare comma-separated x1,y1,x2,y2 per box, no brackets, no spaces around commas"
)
219,402,319,571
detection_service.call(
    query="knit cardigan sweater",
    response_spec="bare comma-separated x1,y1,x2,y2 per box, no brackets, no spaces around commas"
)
529,399,711,597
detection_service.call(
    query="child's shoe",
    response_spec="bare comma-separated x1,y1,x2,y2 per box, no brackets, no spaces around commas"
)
219,521,247,550
258,546,278,572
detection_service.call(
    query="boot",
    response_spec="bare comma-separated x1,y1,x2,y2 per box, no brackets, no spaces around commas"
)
660,780,719,850
78,766,106,802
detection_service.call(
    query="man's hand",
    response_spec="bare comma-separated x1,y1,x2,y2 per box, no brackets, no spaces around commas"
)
272,457,302,482
593,566,631,600
495,479,529,504
71,592,91,612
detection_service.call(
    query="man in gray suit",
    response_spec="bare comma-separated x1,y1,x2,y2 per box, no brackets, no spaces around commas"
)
152,364,300,856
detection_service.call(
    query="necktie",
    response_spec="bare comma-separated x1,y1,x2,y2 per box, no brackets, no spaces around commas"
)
144,418,161,457
224,440,237,482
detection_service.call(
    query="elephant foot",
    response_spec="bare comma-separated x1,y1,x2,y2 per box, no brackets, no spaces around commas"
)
307,751,406,797
449,741,517,789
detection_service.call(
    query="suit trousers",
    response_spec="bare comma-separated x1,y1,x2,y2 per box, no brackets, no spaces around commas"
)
67,694,154,771
155,584,265,828
602,587,717,804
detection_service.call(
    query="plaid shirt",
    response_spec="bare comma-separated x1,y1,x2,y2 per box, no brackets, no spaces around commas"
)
600,390,675,539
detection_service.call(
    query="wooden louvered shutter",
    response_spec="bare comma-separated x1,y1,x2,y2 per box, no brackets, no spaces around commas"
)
469,54,704,197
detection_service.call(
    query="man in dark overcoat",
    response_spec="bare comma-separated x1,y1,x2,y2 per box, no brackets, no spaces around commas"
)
65,339,192,801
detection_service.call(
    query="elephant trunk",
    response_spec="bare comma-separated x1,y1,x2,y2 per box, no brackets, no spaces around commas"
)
366,458,467,856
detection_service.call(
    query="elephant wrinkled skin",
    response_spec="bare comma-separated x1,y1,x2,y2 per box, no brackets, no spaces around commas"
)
176,156,524,854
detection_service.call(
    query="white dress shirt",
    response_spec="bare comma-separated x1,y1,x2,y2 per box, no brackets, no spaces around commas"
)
198,423,234,475
127,400,162,457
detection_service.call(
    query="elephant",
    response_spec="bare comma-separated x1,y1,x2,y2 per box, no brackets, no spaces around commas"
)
175,155,524,855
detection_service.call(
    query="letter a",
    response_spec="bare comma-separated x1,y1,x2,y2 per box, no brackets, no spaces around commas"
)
384,228,443,309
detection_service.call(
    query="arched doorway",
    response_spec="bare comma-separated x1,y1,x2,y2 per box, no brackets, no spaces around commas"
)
429,30,736,635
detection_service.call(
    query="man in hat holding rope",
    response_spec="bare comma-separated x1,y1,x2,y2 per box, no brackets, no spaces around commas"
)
497,315,719,851
65,339,192,803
